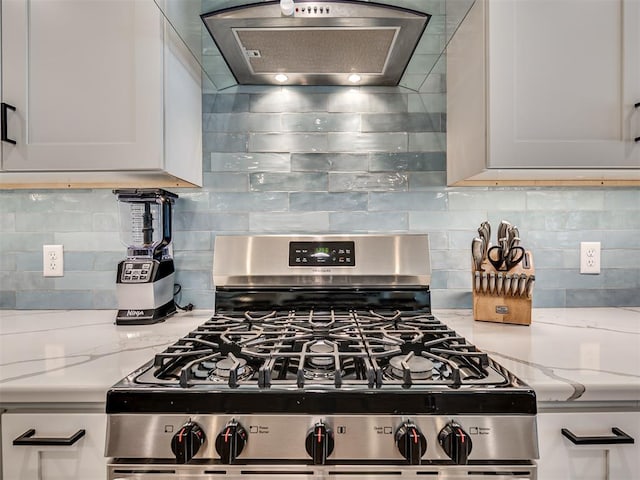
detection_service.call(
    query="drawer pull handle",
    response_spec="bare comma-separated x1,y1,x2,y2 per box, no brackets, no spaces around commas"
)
635,102,640,142
1,102,17,145
13,428,86,446
561,427,635,445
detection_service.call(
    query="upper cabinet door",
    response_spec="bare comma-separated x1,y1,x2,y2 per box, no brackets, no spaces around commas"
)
1,0,163,171
488,0,639,169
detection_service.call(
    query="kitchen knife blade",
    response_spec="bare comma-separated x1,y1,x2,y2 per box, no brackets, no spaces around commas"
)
472,237,484,271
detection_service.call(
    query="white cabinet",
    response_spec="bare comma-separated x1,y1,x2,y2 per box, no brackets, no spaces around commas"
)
447,0,640,185
1,412,107,480
0,0,202,188
537,411,640,480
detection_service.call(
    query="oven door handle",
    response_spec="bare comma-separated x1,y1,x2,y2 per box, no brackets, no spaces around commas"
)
561,427,635,445
13,428,86,446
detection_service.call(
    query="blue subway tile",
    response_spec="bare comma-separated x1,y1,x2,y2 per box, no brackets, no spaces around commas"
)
329,173,408,192
249,212,330,232
209,193,289,212
409,172,447,189
370,152,446,172
210,153,290,172
249,133,328,153
369,192,447,211
361,113,441,132
203,133,248,153
290,192,368,211
292,153,368,172
16,291,93,309
0,291,17,309
203,173,249,191
250,173,327,192
282,113,360,132
329,133,408,153
329,212,408,232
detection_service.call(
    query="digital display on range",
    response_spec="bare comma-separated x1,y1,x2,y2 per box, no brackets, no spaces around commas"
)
289,241,355,267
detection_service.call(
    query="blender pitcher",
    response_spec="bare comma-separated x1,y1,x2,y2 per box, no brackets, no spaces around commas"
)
113,189,178,325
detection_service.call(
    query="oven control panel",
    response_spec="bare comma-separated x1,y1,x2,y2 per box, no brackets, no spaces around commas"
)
289,241,355,267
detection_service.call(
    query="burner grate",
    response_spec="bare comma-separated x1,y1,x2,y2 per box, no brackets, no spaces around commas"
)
136,309,510,390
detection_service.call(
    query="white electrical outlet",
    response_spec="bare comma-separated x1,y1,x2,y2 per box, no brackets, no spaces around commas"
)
43,245,64,277
580,241,601,275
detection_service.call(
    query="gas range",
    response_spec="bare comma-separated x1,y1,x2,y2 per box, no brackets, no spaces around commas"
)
105,234,538,479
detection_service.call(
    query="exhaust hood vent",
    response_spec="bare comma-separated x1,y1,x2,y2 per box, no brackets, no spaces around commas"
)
201,1,430,86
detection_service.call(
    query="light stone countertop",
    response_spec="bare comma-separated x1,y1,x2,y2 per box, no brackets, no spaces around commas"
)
0,308,638,408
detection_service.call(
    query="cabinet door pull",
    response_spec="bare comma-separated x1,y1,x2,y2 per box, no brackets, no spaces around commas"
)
13,428,86,446
635,102,640,142
561,427,635,445
1,102,17,145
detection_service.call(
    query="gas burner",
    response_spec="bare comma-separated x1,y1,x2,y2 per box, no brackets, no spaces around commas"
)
303,368,341,381
387,354,434,380
301,339,340,381
191,355,254,383
382,354,452,383
307,340,335,367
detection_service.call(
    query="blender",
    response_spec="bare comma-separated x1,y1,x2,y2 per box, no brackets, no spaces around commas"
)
114,189,178,325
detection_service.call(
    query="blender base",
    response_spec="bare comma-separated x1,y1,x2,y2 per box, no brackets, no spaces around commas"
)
116,299,177,325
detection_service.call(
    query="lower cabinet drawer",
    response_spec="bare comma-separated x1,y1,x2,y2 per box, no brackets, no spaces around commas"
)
1,412,107,480
537,411,640,480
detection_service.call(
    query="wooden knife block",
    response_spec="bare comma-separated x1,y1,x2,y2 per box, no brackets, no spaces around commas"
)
472,251,535,326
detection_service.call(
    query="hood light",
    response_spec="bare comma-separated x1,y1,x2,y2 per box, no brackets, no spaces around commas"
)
348,74,362,84
275,74,289,83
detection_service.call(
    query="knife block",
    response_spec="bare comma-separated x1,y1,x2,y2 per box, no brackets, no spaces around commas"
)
472,251,535,326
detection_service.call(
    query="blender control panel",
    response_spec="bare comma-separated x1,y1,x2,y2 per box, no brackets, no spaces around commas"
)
121,261,154,283
289,241,355,267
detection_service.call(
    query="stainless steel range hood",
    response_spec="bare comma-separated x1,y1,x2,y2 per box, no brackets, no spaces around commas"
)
153,0,476,91
201,1,429,86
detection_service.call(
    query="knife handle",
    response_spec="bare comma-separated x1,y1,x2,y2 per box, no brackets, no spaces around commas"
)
526,275,536,299
518,274,527,296
511,275,520,295
503,274,512,296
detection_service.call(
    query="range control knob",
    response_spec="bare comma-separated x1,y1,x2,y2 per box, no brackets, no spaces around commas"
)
395,422,427,465
171,421,206,464
438,422,473,465
305,422,334,465
215,420,247,464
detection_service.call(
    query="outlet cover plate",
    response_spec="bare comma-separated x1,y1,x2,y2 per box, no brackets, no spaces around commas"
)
580,241,601,275
43,245,64,277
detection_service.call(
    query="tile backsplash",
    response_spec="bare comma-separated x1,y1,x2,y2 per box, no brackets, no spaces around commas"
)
1,82,638,310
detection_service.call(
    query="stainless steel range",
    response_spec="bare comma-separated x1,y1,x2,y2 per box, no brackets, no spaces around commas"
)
105,234,539,479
